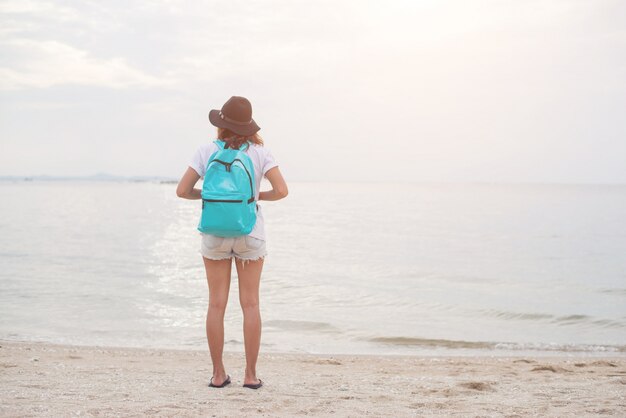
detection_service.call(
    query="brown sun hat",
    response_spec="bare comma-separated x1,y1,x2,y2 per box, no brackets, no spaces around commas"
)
208,96,260,136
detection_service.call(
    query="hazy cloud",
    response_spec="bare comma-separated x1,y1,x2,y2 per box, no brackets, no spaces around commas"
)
0,39,167,89
1,0,625,183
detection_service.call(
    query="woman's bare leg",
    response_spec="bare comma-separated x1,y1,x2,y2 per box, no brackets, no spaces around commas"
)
235,257,264,385
203,257,232,385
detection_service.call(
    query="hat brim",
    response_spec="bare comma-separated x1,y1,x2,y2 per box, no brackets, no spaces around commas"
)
208,109,260,136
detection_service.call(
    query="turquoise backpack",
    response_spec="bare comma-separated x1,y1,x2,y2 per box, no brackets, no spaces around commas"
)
197,140,257,237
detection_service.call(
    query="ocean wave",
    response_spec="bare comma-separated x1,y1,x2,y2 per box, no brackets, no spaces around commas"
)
492,342,626,352
368,336,492,349
598,288,626,296
475,309,626,329
264,320,341,333
368,336,626,352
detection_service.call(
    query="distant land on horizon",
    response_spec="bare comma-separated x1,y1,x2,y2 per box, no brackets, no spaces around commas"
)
0,173,178,183
0,174,625,187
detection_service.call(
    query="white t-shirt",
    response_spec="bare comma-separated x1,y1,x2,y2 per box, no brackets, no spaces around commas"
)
189,141,279,241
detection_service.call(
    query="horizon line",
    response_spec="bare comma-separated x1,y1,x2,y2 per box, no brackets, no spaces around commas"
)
1,174,625,187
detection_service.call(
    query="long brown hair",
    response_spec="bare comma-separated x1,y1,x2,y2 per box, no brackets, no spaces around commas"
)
217,128,264,150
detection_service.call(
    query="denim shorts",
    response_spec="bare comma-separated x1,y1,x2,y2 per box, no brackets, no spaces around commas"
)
200,233,267,262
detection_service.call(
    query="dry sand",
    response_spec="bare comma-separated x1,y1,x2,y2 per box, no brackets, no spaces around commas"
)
1,340,625,417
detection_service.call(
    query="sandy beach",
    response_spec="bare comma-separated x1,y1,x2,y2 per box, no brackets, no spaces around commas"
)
1,340,624,417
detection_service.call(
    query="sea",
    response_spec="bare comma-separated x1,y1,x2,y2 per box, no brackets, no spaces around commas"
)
1,180,625,357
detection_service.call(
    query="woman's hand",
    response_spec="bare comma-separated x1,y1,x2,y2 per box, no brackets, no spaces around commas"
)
259,166,288,201
176,167,202,199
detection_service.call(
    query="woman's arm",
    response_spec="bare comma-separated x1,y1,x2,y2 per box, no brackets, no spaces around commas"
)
259,166,288,201
176,167,202,200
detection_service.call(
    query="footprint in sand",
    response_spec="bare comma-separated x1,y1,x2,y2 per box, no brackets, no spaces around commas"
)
302,358,342,365
408,402,426,409
458,381,495,391
441,388,462,397
590,360,618,367
1,363,18,368
314,358,342,366
530,365,571,373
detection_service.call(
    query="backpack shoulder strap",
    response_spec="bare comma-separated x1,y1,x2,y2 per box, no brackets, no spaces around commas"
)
239,141,250,152
213,139,250,151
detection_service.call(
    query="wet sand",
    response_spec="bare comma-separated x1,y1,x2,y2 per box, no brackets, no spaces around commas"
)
1,340,625,417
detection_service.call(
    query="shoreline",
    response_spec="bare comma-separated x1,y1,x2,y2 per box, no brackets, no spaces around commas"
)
2,336,624,358
2,340,625,416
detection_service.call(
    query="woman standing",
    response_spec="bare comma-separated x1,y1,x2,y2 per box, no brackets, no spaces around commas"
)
176,96,288,389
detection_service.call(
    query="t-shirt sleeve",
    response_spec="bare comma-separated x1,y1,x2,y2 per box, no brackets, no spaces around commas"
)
262,148,279,178
189,147,206,178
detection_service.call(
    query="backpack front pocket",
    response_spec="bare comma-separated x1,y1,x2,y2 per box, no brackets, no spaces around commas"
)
199,194,256,237
202,192,246,206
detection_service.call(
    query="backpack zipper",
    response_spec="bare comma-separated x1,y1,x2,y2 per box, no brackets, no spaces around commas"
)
202,198,243,209
207,158,255,203
203,198,243,203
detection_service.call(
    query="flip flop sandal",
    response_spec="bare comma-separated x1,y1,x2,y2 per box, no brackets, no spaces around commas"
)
208,375,231,388
243,379,263,390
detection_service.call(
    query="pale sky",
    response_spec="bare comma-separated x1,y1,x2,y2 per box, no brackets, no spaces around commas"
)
1,0,625,183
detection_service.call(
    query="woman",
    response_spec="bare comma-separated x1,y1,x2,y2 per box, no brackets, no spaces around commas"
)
176,96,288,389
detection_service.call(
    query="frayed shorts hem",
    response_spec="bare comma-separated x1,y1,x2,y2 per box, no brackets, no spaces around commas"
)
199,252,267,262
199,234,267,266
